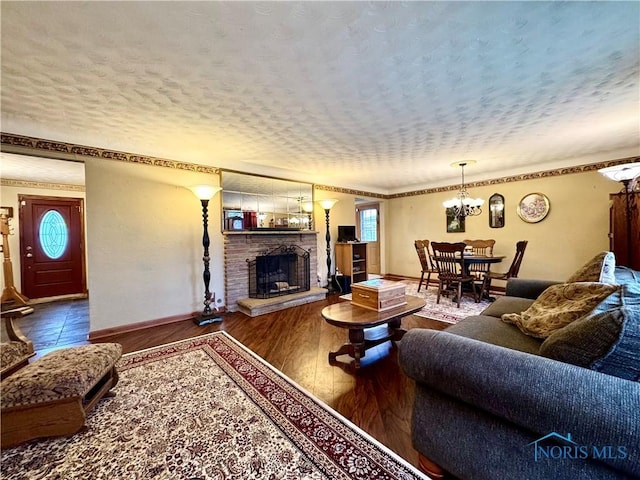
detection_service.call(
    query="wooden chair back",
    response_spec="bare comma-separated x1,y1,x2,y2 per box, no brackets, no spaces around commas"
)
414,239,438,291
482,241,529,297
463,239,496,256
431,242,467,280
431,242,479,306
414,240,430,271
507,240,528,278
463,239,496,277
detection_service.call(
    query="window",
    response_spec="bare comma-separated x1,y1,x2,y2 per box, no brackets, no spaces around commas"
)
359,208,377,242
39,210,68,259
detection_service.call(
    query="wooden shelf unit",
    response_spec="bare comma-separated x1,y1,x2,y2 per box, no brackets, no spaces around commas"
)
335,242,368,284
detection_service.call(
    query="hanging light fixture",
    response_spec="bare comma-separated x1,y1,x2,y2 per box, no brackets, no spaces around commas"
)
443,160,484,218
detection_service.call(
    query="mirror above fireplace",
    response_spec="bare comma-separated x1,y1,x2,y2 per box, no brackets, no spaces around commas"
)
221,171,314,231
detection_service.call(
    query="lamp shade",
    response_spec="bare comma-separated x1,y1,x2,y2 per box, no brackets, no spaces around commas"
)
188,185,222,200
598,162,640,182
317,198,338,210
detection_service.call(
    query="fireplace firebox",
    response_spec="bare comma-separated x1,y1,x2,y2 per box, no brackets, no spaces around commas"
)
248,245,310,299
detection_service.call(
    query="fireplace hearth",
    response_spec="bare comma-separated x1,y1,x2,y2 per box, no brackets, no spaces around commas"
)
248,245,310,299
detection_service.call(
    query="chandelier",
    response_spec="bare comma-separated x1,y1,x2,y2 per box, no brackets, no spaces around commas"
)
443,161,484,218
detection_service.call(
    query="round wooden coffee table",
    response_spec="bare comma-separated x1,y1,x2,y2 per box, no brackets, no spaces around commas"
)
321,295,426,370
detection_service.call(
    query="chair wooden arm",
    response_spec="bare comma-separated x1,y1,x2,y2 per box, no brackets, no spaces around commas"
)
1,309,35,378
2,309,34,353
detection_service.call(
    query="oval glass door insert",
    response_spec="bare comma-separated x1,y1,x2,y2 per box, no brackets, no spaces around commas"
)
39,210,68,259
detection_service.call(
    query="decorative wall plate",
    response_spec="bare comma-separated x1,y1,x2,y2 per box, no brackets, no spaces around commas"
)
517,193,550,223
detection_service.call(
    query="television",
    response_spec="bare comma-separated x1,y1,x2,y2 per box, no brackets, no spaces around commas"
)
338,225,358,243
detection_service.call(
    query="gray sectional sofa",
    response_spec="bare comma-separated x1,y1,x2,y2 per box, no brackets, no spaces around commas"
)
399,267,640,480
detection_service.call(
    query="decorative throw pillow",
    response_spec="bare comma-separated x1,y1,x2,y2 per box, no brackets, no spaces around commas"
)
540,306,640,381
501,282,620,338
566,251,616,284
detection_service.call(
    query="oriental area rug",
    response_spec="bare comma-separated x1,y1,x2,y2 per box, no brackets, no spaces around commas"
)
340,280,490,324
1,332,428,480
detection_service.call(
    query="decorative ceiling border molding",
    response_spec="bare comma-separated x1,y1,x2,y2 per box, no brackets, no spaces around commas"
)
1,178,86,192
314,184,387,199
387,156,640,199
1,132,219,175
315,156,640,199
2,132,637,199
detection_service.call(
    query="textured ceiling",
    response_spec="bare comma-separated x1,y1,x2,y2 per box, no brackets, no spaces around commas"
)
0,153,85,186
1,1,638,194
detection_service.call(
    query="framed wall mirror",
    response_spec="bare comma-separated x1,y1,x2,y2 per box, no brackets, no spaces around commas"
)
221,171,313,231
489,193,505,228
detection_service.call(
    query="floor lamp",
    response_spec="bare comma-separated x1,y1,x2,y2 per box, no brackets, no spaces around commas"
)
189,184,223,326
302,201,314,230
598,162,640,268
317,199,338,292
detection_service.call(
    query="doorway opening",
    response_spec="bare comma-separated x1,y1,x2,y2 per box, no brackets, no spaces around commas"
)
19,195,87,300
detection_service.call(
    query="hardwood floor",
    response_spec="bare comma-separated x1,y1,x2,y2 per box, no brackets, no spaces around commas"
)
19,294,454,476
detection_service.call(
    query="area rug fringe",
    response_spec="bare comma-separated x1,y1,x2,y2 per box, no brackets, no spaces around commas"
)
2,332,429,480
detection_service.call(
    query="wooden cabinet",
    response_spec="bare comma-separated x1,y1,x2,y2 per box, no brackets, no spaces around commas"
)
335,243,368,284
609,191,640,270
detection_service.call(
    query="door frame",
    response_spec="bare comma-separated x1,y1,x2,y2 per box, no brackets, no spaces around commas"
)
19,194,88,299
356,202,381,275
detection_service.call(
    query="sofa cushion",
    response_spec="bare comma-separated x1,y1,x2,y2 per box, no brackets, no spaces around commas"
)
590,278,640,312
540,306,640,381
504,278,561,300
501,282,619,339
480,297,535,319
566,251,616,284
614,265,640,285
539,269,640,379
447,315,543,354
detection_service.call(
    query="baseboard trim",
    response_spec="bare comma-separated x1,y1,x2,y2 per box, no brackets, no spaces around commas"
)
28,293,88,304
88,308,226,341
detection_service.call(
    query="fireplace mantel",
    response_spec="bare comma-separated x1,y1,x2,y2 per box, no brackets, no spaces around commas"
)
224,231,319,236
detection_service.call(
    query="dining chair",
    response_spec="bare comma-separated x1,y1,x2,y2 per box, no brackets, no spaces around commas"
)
463,239,496,256
464,239,497,294
482,240,528,297
430,242,479,308
414,240,438,292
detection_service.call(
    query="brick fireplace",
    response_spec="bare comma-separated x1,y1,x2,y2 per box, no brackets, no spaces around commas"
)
224,231,320,312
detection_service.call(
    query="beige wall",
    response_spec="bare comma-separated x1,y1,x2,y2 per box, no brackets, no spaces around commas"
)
386,169,617,282
3,156,624,333
0,184,86,291
312,189,385,284
312,190,355,285
84,158,223,331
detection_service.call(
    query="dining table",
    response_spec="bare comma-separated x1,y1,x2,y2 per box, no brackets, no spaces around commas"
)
431,253,505,275
459,254,505,276
431,253,505,301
